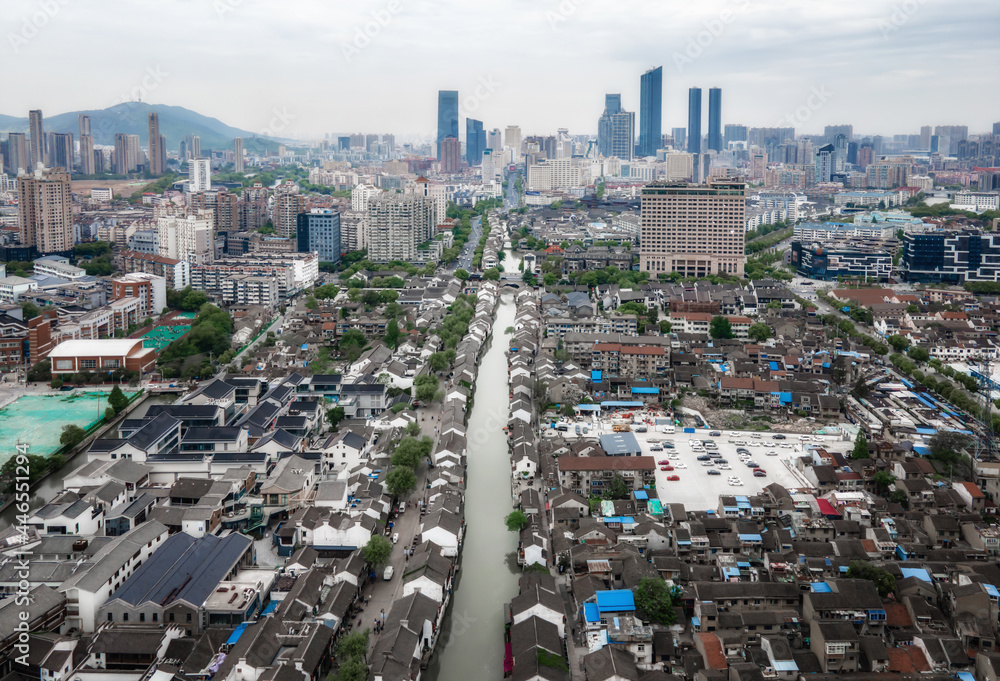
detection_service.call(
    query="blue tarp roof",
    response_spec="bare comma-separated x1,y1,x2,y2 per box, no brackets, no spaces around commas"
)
591,370,603,382
225,622,250,645
633,490,649,500
914,445,931,456
901,568,931,582
631,387,660,394
810,582,833,593
723,567,740,578
985,584,1000,598
739,533,763,542
261,601,279,615
600,401,644,407
769,361,780,371
603,516,636,524
915,427,937,435
577,404,601,412
737,561,751,568
596,590,636,612
584,602,600,623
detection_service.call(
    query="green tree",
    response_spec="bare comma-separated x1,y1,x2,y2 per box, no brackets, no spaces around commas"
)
851,430,869,459
632,577,681,625
108,385,129,414
336,629,370,664
386,467,417,497
505,510,529,532
561,403,575,418
454,268,470,281
334,658,368,681
0,453,49,488
889,489,909,508
846,560,896,597
428,352,449,372
602,474,630,500
709,316,734,340
872,471,895,495
888,335,909,353
748,323,771,342
314,283,340,299
658,320,672,334
391,436,433,469
908,347,930,363
384,318,400,349
483,267,501,281
60,425,87,449
21,301,41,320
104,406,116,421
50,378,63,389
305,296,319,310
326,406,346,430
928,431,971,467
362,535,392,566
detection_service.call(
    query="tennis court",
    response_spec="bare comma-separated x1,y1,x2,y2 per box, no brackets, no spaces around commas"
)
142,324,191,352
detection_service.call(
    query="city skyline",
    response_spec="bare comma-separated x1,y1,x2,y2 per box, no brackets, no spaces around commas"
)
3,0,997,140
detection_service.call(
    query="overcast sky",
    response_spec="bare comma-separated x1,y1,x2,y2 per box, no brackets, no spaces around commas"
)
6,0,998,142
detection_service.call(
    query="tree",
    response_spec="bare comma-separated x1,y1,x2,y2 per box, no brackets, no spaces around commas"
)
483,267,501,281
888,335,909,353
659,320,672,334
847,560,896,597
336,629,370,664
386,467,417,498
908,347,930,363
405,421,422,437
505,510,529,532
305,296,318,310
889,489,909,508
21,301,41,320
384,318,400,349
709,316,734,340
326,406,346,430
108,385,129,414
391,436,433,469
362,535,392,567
748,323,772,343
851,430,869,459
454,268,470,281
105,406,116,421
872,471,895,495
428,352,449,372
60,425,87,449
50,378,63,389
334,658,368,681
0,453,48,487
928,431,971,467
632,577,681,625
314,283,340,299
415,380,438,403
560,403,575,418
602,474,630,500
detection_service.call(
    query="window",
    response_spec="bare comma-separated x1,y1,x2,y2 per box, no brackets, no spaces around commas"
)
107,613,113,621
123,613,128,622
186,613,192,622
139,613,145,622
103,359,120,368
169,613,175,622
80,359,98,369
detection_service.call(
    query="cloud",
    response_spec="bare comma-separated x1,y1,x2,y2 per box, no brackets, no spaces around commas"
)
3,0,997,140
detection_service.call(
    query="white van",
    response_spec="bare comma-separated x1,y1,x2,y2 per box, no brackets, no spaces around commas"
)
659,424,676,434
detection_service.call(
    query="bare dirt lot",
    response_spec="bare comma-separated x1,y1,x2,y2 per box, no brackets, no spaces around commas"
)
72,179,149,199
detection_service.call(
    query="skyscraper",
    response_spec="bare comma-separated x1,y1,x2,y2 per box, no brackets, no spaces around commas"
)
687,89,702,155
79,134,95,175
28,109,45,169
723,124,748,148
17,166,73,254
365,194,436,262
272,182,306,238
50,133,73,172
78,115,91,138
296,209,342,264
488,128,502,151
707,88,722,152
815,144,835,183
440,137,462,173
638,66,662,158
920,125,932,150
597,94,635,161
147,113,165,176
234,137,245,172
466,118,485,166
436,90,459,159
189,158,211,193
639,179,746,277
671,128,686,151
114,134,142,174
6,133,29,175
505,125,522,154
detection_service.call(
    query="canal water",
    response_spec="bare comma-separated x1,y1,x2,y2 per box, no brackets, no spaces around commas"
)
428,244,522,681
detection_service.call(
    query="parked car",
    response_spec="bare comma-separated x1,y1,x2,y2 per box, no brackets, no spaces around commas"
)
696,455,711,461
707,469,722,476
660,465,673,471
746,461,759,468
772,434,786,440
658,459,671,465
666,475,680,481
384,566,394,580
392,533,399,544
674,461,687,469
710,431,722,437
766,450,778,456
650,444,663,451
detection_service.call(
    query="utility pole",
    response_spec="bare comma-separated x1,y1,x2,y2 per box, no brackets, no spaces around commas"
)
973,355,997,463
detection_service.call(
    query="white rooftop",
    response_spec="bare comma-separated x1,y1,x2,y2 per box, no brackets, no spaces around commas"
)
49,338,146,357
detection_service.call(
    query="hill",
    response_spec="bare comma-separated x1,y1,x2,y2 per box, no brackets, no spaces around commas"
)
0,103,265,150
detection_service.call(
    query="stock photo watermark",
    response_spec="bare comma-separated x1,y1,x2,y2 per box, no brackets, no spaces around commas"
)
775,85,833,127
8,0,71,54
877,0,926,38
673,0,753,73
341,0,404,63
459,75,501,117
546,0,583,30
259,107,296,138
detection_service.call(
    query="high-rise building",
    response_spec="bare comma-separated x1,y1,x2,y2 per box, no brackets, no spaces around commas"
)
823,125,853,144
597,94,635,161
920,125,932,150
488,128,502,151
17,166,73,254
638,66,662,158
687,88,702,155
189,135,201,160
365,194,436,262
78,114,91,138
189,158,212,193
50,133,73,172
147,113,166,176
707,87,722,152
234,137,244,172
814,144,835,184
296,209,342,264
505,125,522,154
351,183,382,211
993,122,1000,136
440,137,462,173
156,209,214,266
272,181,306,238
723,124,748,148
639,179,746,277
28,109,45,169
114,134,142,174
466,118,485,166
436,90,459,159
79,134,95,175
6,133,29,175
671,128,686,151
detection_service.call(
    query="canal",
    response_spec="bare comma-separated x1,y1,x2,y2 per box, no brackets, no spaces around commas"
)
427,243,522,681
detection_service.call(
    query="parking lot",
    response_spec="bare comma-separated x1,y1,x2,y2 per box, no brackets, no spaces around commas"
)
547,410,852,510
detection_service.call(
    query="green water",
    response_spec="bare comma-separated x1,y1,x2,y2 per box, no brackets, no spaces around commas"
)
0,391,135,462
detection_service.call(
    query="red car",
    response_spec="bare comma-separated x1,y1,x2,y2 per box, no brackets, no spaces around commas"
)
666,475,680,481
657,459,671,465
659,465,674,471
